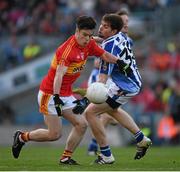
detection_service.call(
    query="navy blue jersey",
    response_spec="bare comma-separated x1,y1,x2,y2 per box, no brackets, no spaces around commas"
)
100,32,142,94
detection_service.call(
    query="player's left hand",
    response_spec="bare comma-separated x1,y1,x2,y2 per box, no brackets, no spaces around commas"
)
72,97,90,114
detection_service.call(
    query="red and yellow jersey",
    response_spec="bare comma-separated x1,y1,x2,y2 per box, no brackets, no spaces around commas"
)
40,35,105,96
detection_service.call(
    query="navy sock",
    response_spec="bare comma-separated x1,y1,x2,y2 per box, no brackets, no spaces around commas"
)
100,145,111,157
135,131,144,143
88,138,98,152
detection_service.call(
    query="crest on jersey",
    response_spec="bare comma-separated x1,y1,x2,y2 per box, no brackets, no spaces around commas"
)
80,52,84,60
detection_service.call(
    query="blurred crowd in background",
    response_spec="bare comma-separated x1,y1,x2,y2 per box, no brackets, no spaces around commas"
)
0,0,180,145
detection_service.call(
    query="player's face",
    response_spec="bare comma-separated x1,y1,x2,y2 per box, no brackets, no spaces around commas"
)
75,29,94,47
120,14,128,34
98,20,116,39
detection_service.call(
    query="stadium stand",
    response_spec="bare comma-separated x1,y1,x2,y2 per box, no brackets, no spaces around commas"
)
0,0,180,146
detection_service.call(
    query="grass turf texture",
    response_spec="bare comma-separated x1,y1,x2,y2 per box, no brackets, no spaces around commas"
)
0,146,180,171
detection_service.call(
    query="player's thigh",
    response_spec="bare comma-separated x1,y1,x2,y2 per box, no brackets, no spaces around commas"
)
100,113,118,126
44,115,62,133
85,102,112,117
63,108,88,127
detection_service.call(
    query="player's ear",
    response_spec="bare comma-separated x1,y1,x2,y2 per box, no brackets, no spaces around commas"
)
75,28,79,34
112,29,118,35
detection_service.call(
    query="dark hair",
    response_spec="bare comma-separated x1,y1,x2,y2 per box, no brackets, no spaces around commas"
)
76,16,96,30
102,14,123,32
116,9,129,16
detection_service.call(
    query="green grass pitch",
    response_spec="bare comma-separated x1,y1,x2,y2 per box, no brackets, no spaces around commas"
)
0,146,180,171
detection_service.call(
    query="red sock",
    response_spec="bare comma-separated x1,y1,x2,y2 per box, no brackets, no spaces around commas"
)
20,132,30,142
61,150,72,160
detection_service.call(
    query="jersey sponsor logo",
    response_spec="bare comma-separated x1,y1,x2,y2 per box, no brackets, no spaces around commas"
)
73,64,85,73
66,61,86,74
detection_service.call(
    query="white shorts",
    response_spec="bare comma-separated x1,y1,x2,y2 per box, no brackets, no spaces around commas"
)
107,78,139,105
37,90,76,115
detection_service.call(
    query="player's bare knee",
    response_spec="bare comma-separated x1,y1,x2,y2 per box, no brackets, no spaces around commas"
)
80,120,88,132
48,131,61,141
75,120,88,134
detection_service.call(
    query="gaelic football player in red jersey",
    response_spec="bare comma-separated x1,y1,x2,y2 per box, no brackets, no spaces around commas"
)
12,15,124,165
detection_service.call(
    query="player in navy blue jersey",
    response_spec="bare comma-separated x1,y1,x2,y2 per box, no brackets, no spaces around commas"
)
73,13,152,164
87,10,136,156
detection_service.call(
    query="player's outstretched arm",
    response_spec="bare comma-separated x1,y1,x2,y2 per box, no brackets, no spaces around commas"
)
101,51,131,74
53,65,67,116
100,51,118,64
93,36,104,44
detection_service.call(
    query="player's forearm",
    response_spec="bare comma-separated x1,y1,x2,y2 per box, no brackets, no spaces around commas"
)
53,74,63,95
93,36,104,44
101,51,118,64
53,65,66,95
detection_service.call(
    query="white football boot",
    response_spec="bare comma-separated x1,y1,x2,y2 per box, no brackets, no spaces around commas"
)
94,153,115,164
134,136,152,160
